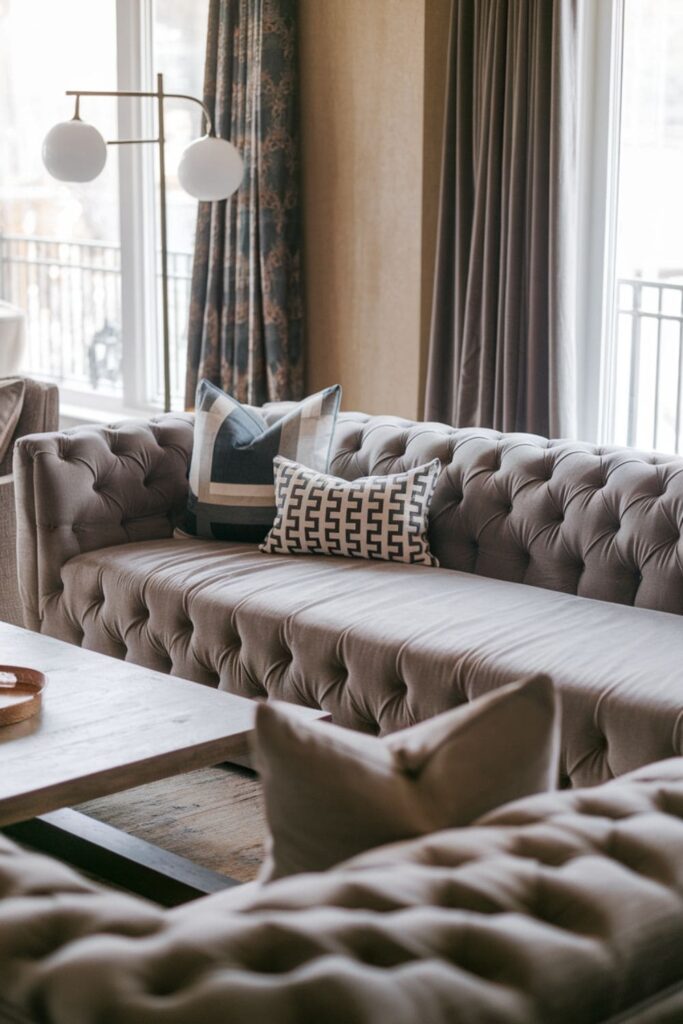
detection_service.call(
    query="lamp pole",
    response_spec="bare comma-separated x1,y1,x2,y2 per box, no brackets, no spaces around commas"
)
65,76,214,413
156,73,171,415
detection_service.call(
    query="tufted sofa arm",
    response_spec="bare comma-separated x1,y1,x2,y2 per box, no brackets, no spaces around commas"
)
3,761,683,1022
14,415,194,631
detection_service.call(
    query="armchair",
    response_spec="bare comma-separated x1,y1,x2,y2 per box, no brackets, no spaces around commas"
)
0,378,59,626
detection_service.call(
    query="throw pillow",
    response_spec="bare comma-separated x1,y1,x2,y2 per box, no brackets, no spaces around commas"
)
260,456,440,565
253,673,559,880
185,380,341,542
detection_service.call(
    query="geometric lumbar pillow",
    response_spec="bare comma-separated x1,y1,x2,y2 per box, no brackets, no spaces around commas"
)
184,380,341,542
253,673,559,880
260,456,441,565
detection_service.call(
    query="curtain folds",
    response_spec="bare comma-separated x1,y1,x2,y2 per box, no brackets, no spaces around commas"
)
425,0,579,438
185,0,304,409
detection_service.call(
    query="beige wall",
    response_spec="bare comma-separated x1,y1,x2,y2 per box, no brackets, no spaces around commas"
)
300,0,449,419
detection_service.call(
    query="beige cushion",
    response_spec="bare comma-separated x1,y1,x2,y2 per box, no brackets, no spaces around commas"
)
254,673,559,879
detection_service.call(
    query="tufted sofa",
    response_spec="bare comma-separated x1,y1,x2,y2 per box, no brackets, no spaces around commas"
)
3,759,683,1022
13,408,683,788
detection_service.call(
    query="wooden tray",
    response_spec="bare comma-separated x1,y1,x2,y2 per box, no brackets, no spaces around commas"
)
0,666,46,727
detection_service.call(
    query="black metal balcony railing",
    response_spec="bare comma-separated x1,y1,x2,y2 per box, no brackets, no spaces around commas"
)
615,277,683,454
1,236,682,453
0,233,192,405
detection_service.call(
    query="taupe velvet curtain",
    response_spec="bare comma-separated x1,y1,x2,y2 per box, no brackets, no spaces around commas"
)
425,0,578,438
185,0,304,409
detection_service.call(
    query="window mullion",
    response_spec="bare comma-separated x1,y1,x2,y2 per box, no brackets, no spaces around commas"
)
575,0,624,444
116,0,157,413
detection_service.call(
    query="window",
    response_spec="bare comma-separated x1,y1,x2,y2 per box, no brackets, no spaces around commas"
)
0,0,208,417
586,0,683,454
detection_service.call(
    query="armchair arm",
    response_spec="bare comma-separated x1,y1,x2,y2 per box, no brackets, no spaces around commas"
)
14,414,194,631
0,474,22,627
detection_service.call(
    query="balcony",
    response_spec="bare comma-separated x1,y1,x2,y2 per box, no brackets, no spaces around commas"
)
612,277,683,455
0,233,192,408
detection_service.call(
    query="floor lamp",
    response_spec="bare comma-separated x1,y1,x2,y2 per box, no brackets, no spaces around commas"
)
42,73,243,412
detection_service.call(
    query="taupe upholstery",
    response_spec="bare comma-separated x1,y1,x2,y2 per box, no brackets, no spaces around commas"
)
14,415,191,632
13,411,683,785
0,378,59,626
0,378,59,477
2,761,683,1023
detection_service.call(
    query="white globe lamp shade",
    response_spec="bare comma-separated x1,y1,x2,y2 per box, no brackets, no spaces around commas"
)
42,120,107,183
177,135,243,201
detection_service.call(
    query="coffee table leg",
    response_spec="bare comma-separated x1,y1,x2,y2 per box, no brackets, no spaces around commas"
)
4,808,240,907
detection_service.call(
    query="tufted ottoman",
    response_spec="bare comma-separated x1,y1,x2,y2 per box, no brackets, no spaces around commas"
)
3,758,683,1022
13,409,683,788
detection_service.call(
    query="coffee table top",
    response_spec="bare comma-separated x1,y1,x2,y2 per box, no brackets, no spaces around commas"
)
0,622,325,827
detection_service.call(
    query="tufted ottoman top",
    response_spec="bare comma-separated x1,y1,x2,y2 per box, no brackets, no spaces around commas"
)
3,759,683,1023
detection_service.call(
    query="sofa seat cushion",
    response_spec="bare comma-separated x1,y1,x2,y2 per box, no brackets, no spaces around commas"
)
53,538,683,787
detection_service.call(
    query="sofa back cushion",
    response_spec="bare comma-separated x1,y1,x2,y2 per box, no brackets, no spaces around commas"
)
16,403,682,627
314,411,683,615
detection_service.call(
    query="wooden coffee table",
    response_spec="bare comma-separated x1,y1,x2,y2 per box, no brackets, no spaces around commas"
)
0,622,326,905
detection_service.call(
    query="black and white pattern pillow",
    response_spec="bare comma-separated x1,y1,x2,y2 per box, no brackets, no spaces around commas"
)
260,457,441,565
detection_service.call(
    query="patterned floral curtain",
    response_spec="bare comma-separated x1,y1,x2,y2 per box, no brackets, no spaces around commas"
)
185,0,304,408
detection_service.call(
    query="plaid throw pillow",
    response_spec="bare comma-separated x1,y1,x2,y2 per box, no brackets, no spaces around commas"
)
260,456,441,565
185,381,341,542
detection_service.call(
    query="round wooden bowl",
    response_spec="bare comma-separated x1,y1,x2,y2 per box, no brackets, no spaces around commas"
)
0,666,46,728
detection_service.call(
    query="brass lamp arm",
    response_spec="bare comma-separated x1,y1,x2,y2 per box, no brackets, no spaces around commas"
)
67,89,214,137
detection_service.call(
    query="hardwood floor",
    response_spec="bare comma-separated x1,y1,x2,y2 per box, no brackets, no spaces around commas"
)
78,764,266,884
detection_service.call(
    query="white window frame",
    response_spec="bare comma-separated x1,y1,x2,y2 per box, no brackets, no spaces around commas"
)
117,0,159,416
59,0,175,423
575,0,624,444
